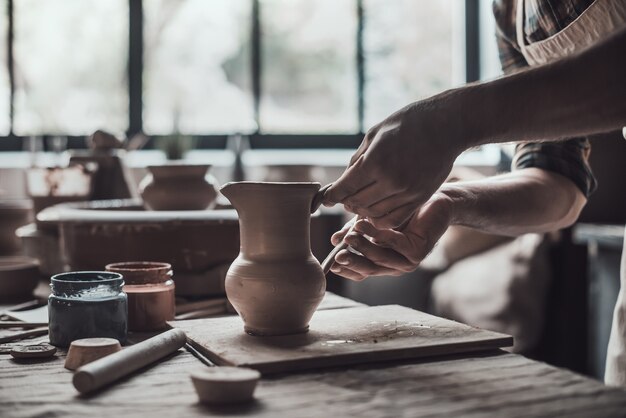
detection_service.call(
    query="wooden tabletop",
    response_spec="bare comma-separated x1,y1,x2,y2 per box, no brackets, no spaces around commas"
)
2,294,626,417
2,345,626,417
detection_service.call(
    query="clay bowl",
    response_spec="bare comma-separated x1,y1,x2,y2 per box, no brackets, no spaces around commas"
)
0,256,40,301
64,338,122,370
190,366,261,405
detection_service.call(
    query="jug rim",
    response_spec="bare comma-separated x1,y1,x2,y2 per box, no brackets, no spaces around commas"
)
220,181,321,191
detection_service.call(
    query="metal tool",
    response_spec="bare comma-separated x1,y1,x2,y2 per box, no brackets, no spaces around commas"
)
185,342,215,367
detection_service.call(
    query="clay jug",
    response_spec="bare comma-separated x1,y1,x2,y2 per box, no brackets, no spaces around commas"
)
220,182,326,336
139,164,218,211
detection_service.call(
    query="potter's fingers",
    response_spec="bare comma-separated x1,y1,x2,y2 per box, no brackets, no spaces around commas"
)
330,265,366,281
354,219,410,249
334,250,401,278
354,220,424,265
323,156,375,207
343,233,416,273
368,201,420,230
338,183,398,213
330,217,358,245
360,192,419,219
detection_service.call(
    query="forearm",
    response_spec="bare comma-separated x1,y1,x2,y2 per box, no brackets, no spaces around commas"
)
439,168,587,236
456,27,626,147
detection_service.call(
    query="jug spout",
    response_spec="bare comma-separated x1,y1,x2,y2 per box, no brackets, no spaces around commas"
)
219,181,245,211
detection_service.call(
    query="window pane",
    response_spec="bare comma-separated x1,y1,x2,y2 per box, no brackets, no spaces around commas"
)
0,0,9,135
364,0,455,129
260,0,358,133
13,0,128,135
144,0,254,135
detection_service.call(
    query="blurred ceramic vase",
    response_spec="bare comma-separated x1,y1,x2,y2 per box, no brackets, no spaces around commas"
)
220,182,326,336
139,164,218,211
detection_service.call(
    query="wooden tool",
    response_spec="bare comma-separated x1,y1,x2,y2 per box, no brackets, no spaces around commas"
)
0,321,48,329
171,305,513,374
72,328,187,394
320,215,359,274
0,327,48,343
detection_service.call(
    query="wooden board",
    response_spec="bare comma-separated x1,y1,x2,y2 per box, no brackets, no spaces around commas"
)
170,304,513,374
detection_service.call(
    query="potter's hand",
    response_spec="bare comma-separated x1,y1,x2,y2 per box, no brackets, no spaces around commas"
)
322,96,465,229
329,193,452,281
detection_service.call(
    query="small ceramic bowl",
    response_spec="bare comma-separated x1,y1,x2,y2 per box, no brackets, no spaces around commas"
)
0,256,40,301
64,338,122,370
190,366,261,405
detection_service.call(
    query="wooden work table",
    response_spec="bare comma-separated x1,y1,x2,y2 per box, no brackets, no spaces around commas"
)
2,295,626,417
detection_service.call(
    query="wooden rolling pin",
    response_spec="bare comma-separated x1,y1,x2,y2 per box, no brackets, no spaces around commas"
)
73,328,187,394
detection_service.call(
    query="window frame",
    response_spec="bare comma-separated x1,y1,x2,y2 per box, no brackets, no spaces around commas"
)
0,0,480,151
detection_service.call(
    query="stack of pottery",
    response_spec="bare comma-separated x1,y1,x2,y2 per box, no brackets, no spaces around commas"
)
139,164,218,211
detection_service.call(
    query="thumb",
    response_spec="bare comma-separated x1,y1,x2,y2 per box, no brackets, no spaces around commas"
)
322,155,372,206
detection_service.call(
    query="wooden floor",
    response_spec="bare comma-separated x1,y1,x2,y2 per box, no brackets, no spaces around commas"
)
2,343,626,417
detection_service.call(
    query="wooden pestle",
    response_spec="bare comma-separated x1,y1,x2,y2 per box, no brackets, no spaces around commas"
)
72,328,187,394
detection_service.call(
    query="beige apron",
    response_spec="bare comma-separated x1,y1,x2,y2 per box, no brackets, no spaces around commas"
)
516,0,626,385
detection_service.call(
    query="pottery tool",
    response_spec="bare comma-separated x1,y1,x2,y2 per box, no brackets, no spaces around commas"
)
185,342,215,367
170,304,513,374
0,299,42,315
0,327,48,344
72,328,187,394
0,321,47,329
320,215,360,274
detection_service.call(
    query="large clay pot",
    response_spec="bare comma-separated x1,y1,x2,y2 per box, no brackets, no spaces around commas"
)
220,182,326,336
139,164,218,211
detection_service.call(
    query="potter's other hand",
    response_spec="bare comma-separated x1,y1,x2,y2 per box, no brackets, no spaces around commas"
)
330,193,451,281
322,96,465,229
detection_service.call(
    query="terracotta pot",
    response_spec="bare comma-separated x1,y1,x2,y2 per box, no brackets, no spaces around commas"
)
221,182,325,336
105,261,175,332
139,164,218,211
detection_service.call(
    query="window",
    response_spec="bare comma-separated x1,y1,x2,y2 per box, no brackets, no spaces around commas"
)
0,0,10,135
363,0,455,129
143,0,254,134
1,0,479,146
13,0,128,136
260,0,358,133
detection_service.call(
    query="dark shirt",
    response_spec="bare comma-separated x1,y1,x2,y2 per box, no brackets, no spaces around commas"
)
493,0,597,197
